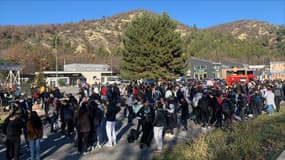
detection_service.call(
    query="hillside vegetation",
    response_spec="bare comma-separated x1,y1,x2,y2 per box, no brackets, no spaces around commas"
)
0,10,284,73
158,111,285,160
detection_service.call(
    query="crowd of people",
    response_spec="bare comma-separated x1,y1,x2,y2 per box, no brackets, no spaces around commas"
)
0,79,285,159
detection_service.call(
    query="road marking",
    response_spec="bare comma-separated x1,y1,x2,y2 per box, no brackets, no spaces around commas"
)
0,148,6,153
41,146,56,157
53,136,65,142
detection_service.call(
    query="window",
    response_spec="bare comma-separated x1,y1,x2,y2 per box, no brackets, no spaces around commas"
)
194,65,198,70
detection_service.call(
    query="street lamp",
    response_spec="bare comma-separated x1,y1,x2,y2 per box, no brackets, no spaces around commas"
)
55,35,58,87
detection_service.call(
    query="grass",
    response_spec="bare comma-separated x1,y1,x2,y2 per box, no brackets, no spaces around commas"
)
158,108,285,160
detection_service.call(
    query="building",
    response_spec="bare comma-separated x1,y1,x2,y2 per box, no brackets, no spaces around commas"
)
34,64,114,86
64,64,109,71
186,57,248,80
270,61,285,80
186,57,222,80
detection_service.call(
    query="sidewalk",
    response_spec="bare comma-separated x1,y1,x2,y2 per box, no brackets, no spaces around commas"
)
277,150,285,160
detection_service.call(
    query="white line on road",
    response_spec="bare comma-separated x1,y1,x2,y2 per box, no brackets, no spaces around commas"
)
53,136,65,142
41,146,56,157
0,147,6,153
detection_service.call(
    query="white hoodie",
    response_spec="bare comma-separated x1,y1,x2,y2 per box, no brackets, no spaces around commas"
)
264,90,276,110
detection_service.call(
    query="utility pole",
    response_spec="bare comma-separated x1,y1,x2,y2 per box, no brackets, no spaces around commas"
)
55,35,58,87
111,56,113,75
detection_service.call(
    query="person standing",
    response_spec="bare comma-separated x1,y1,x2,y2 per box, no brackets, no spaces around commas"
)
105,101,121,147
198,92,210,128
264,86,276,116
153,101,165,152
274,83,283,112
125,95,135,124
3,109,24,160
139,99,155,149
180,97,189,130
75,102,92,155
26,110,43,160
60,99,74,137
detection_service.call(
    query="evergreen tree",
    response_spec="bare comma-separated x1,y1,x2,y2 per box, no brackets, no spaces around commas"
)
120,13,187,80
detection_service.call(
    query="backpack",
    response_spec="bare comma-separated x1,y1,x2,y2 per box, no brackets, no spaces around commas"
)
127,129,138,143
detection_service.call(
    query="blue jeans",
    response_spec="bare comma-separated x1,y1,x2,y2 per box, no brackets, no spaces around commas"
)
29,138,41,160
265,105,274,115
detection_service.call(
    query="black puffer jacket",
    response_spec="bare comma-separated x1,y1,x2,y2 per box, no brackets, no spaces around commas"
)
106,103,121,122
153,108,166,127
3,116,24,138
76,105,92,133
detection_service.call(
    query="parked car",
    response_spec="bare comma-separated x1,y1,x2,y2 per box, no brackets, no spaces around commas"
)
120,79,130,85
107,78,121,85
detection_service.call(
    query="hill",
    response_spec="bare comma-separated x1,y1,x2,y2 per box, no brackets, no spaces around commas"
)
0,10,192,73
0,10,283,73
205,19,279,41
205,20,284,51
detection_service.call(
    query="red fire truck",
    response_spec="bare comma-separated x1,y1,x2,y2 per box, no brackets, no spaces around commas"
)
226,69,256,85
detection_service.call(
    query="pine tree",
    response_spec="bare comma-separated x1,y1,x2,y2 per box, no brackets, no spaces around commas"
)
120,13,187,80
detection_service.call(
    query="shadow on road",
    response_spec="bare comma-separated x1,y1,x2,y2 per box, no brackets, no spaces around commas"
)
0,131,75,160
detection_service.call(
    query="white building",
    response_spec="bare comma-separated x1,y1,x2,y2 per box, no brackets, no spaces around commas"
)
64,64,110,71
35,64,114,86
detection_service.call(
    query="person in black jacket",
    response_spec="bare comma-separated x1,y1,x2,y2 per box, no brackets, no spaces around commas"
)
60,99,74,137
139,99,155,149
3,108,24,160
87,100,104,149
153,101,165,152
105,101,121,147
75,102,92,155
221,97,234,128
179,97,189,131
198,92,211,128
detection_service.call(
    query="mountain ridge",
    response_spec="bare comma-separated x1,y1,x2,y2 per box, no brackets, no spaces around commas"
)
0,10,283,73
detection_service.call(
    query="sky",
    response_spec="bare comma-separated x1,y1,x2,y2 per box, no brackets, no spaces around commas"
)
0,0,284,28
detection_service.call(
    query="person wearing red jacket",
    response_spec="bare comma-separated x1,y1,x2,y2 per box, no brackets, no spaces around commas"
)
101,85,107,101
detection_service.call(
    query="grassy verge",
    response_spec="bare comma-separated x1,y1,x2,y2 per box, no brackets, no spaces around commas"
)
159,111,285,160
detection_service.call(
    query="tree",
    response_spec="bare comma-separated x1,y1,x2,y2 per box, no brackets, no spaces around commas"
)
5,42,55,73
34,71,46,87
120,13,187,80
276,26,285,59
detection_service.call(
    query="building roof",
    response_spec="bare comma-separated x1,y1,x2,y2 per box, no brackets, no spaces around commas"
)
64,64,110,72
186,57,247,68
221,61,247,68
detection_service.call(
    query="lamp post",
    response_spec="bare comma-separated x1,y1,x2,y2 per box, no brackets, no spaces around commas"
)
55,35,58,87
